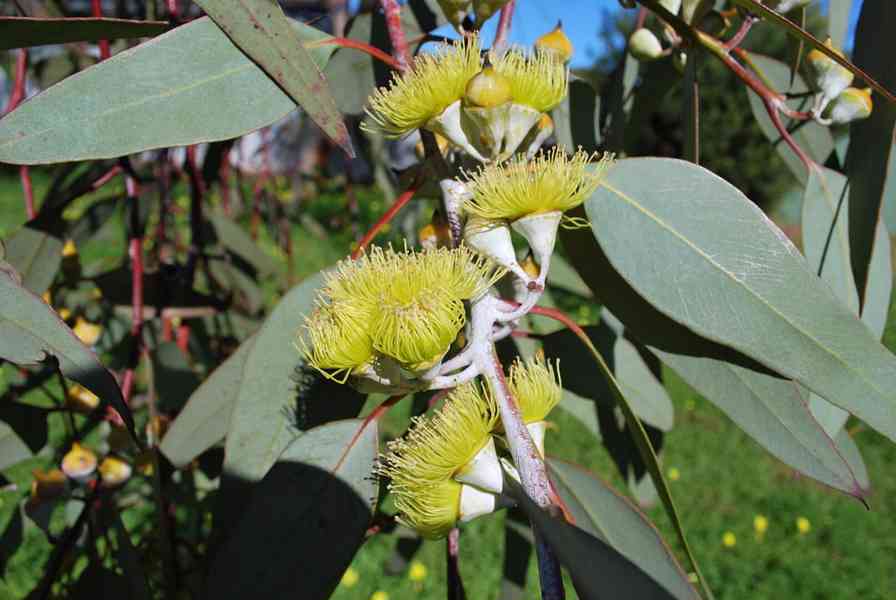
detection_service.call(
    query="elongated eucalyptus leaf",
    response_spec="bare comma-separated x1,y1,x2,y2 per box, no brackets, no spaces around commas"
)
0,262,136,440
207,419,378,600
504,476,677,600
0,17,335,165
846,0,896,303
552,78,601,155
586,158,896,444
861,219,892,340
548,458,699,600
0,17,168,50
0,421,32,471
160,336,255,468
654,349,865,497
193,0,351,155
3,226,63,295
743,52,833,182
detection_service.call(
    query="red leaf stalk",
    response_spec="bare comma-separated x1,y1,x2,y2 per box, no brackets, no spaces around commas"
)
4,50,35,220
91,0,111,60
351,174,422,259
317,37,402,70
493,0,516,51
379,0,411,71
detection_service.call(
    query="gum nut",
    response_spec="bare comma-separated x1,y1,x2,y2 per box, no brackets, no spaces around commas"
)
66,384,99,414
99,456,133,488
458,484,497,522
826,87,873,124
464,66,512,108
62,442,98,482
511,211,562,268
455,437,503,494
629,28,663,62
464,218,527,279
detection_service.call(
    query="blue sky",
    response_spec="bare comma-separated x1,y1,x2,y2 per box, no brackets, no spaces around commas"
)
350,1,864,68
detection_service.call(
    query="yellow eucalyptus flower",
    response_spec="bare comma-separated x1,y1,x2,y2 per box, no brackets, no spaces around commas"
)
377,381,501,538
379,381,498,486
364,36,482,137
303,246,502,372
463,148,613,222
493,48,568,113
507,355,561,425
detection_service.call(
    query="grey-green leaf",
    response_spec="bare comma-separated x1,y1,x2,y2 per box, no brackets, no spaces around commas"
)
0,262,136,440
0,17,335,165
160,337,256,468
654,349,865,498
586,157,896,444
548,458,699,600
0,421,32,471
207,419,378,600
193,0,352,155
3,227,63,295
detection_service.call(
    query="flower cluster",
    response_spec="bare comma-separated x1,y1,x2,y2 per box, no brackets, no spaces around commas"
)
807,38,873,125
376,356,562,538
363,34,570,162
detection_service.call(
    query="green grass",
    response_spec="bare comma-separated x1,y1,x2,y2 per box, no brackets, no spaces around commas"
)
1,170,896,599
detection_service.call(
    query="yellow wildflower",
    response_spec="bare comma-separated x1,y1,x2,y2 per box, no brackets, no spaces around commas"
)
796,516,811,535
667,467,680,482
408,560,428,582
754,514,768,537
722,531,736,548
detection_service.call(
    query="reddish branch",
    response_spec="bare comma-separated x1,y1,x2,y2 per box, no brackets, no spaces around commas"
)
3,50,35,220
317,37,402,70
492,0,516,51
90,0,111,59
351,173,422,259
379,0,411,71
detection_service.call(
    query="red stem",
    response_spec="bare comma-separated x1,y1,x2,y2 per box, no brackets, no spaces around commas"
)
317,37,402,70
724,15,756,50
4,50,34,220
446,528,466,600
351,174,422,259
380,0,411,71
20,166,35,220
91,0,111,59
493,0,516,50
90,165,123,191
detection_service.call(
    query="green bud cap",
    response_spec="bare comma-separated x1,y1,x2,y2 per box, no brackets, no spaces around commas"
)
629,28,664,62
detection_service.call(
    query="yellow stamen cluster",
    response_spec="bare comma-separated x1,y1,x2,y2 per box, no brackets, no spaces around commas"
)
377,381,498,538
364,36,482,137
463,148,613,221
494,48,568,113
301,246,503,377
508,355,562,424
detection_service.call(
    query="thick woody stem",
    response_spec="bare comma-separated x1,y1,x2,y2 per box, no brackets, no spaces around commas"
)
493,0,516,52
380,0,411,71
475,339,564,600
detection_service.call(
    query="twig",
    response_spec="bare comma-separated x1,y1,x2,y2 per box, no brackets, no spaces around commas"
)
351,173,422,259
446,528,467,600
380,0,411,71
492,0,516,52
314,37,402,70
724,14,757,50
90,0,111,59
3,50,35,220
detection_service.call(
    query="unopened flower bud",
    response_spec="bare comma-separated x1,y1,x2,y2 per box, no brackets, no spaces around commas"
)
73,317,102,346
62,442,98,482
535,22,574,63
437,0,472,30
66,384,99,414
29,469,68,505
824,87,873,124
472,0,510,26
464,64,513,109
808,38,854,106
98,455,133,488
629,28,664,62
61,239,81,280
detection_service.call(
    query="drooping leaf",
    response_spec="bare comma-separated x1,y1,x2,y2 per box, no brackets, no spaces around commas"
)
0,420,32,471
3,226,63,295
552,77,601,155
743,52,834,182
160,336,255,468
585,157,896,444
192,0,351,155
654,349,865,498
0,262,136,440
682,50,700,164
207,212,279,277
861,219,892,340
548,458,699,600
504,475,677,600
0,17,168,50
207,419,378,600
0,17,336,165
846,0,896,303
